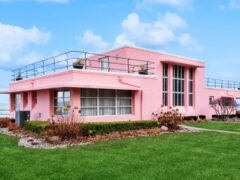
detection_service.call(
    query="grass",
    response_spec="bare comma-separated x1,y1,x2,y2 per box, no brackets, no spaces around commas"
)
187,121,240,132
0,132,240,180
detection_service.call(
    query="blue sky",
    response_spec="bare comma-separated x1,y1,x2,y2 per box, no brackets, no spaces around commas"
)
0,0,240,102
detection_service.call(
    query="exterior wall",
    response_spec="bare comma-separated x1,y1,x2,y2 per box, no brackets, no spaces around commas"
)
7,46,240,121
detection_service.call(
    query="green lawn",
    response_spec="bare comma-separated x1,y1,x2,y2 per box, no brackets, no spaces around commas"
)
1,132,240,180
187,122,240,132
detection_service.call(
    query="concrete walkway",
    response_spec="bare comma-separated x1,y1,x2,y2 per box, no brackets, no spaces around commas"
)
180,125,240,135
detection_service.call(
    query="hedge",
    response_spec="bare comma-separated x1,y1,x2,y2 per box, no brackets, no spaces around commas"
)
24,121,50,134
82,120,158,136
24,120,158,135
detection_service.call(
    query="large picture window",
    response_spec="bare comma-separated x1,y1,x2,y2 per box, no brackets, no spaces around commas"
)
81,89,132,116
173,65,185,106
54,90,70,115
162,63,168,106
189,68,194,106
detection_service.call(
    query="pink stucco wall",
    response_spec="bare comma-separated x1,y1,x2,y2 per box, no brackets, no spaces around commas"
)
8,46,240,121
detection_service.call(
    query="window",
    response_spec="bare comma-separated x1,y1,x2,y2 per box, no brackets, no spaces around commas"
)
162,63,168,106
173,65,185,106
54,90,70,115
100,57,109,72
189,68,194,106
209,96,214,104
15,94,21,111
32,91,37,108
81,89,132,116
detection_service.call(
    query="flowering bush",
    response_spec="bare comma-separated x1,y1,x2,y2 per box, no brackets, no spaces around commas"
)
152,106,183,131
47,105,83,141
0,118,19,131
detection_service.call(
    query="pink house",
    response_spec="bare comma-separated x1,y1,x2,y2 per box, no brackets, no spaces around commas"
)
1,46,240,122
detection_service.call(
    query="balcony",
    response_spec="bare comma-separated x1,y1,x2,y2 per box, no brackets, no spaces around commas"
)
206,78,240,90
11,50,155,82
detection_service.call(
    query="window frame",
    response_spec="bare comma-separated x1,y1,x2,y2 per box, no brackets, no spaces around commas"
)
100,57,110,72
162,63,168,106
80,89,132,116
189,68,194,106
173,65,185,106
54,90,71,115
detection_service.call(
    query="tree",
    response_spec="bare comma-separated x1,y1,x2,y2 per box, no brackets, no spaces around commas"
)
210,97,237,120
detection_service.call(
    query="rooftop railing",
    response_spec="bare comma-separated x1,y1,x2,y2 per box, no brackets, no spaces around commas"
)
206,78,240,90
11,50,155,82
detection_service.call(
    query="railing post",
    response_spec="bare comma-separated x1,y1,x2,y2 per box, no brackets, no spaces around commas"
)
127,59,130,73
221,80,223,88
66,53,69,70
26,66,28,79
53,57,56,72
234,81,236,90
34,64,36,77
227,80,230,89
146,61,149,74
42,61,45,75
84,52,87,70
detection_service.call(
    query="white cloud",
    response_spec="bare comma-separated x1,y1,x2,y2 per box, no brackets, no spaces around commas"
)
0,0,69,3
0,23,50,65
178,33,203,52
218,0,240,10
114,12,201,51
137,0,193,9
76,30,109,52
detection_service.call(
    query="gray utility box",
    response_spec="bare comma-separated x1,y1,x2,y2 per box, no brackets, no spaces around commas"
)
15,111,30,128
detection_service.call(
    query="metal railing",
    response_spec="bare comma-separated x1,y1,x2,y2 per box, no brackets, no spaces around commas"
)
11,50,155,81
206,78,240,90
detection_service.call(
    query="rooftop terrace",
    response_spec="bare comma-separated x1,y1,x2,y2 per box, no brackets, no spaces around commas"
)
11,50,155,82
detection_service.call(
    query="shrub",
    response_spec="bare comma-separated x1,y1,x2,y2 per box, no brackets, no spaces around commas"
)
183,116,198,121
47,106,83,140
152,106,183,131
24,120,158,136
82,120,158,136
24,121,49,134
0,118,11,128
199,115,206,120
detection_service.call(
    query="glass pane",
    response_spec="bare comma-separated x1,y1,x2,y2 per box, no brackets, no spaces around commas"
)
99,107,115,115
117,90,131,97
81,108,97,116
99,89,115,97
81,98,97,107
81,89,97,97
64,91,70,98
99,98,115,106
57,91,63,98
117,107,131,115
117,98,132,106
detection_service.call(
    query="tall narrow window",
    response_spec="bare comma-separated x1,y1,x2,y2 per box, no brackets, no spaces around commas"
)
189,68,194,106
173,65,185,106
162,63,168,106
54,90,70,115
81,89,132,116
15,94,21,111
100,57,109,72
32,91,37,108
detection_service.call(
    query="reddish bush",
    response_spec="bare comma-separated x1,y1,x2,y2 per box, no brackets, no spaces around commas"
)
152,106,183,131
0,118,11,128
47,106,83,141
0,118,19,131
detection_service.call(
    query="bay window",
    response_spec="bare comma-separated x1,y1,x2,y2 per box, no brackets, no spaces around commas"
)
81,89,132,116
